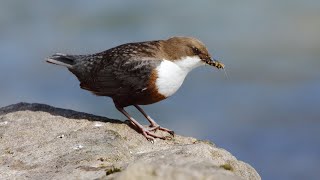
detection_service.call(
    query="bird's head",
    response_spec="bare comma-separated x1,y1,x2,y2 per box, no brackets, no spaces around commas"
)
163,36,225,70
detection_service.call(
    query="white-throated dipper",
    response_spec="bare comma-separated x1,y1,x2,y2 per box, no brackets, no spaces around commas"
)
46,36,224,141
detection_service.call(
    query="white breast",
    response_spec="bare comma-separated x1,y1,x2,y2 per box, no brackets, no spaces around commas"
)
155,56,203,97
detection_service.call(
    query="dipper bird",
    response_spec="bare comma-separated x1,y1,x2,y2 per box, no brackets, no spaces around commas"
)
46,36,224,141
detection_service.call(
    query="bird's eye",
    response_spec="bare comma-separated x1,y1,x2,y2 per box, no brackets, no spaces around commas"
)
192,47,201,55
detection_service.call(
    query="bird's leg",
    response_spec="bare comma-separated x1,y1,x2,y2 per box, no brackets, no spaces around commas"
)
115,105,168,141
134,105,174,136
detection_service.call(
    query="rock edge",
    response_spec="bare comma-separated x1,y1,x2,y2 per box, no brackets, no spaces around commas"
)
0,103,260,180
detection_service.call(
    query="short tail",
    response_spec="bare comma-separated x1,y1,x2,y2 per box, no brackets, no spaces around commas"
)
46,53,76,68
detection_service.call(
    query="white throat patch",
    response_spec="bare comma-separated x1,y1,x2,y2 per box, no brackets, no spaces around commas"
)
155,56,204,97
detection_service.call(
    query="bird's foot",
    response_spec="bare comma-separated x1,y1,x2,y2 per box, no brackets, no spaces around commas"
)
132,105,175,139
140,128,173,143
148,124,175,136
117,105,174,142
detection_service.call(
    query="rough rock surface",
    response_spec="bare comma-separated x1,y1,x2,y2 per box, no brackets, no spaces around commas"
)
0,103,260,180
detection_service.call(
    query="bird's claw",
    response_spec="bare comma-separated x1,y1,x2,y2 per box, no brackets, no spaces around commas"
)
148,124,175,137
147,137,154,144
140,128,174,142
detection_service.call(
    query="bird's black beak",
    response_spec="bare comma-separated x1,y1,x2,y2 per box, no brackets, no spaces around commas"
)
203,57,225,69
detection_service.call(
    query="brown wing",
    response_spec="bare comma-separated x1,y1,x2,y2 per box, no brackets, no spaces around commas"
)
68,41,163,97
88,58,161,97
68,43,162,97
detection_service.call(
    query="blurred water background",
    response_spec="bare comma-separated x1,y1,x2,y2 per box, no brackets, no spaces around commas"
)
1,1,319,179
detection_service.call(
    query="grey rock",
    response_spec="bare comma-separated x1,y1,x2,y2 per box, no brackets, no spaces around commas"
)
0,103,261,180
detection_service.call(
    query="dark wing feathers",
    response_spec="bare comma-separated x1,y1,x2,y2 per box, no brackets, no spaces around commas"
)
68,41,163,96
69,43,162,96
91,59,161,96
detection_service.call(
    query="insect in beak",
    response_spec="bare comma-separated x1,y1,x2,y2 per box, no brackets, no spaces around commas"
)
204,57,225,69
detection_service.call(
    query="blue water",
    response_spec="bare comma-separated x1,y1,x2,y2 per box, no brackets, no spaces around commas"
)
1,1,320,179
